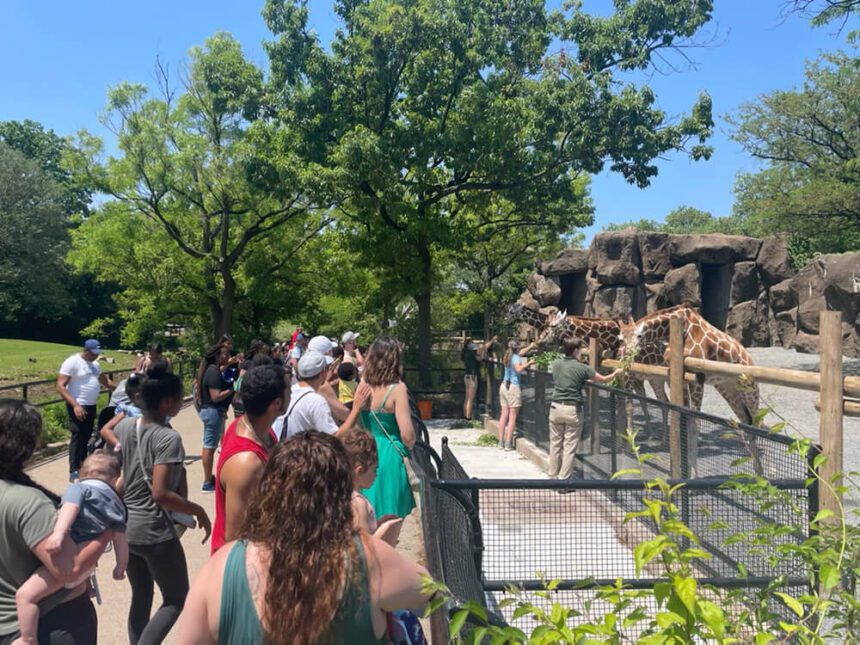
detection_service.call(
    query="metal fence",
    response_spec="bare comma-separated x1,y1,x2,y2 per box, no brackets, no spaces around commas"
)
412,387,818,641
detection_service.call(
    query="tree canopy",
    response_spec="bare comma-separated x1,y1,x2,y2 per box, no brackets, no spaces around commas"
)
730,50,860,255
262,0,714,375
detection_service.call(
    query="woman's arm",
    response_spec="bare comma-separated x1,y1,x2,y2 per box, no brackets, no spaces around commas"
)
100,412,126,448
177,546,228,644
367,535,431,613
151,463,211,544
32,532,111,585
514,357,535,374
393,384,415,449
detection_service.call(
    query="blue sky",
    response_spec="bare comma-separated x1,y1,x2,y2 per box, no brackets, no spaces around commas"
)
0,1,853,243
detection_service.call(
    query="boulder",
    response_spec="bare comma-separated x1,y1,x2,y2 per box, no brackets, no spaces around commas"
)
516,289,540,312
593,229,641,286
726,295,770,347
797,295,828,334
637,231,671,278
527,273,561,307
644,282,669,314
664,263,702,307
792,331,819,355
790,259,827,302
820,252,860,316
729,261,761,307
772,307,798,348
668,234,762,266
757,236,795,286
540,247,591,276
769,279,796,312
591,286,637,320
842,321,860,358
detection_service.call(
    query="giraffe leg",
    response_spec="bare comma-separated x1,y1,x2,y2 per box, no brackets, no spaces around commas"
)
627,378,649,441
713,380,764,476
646,378,670,444
685,383,704,478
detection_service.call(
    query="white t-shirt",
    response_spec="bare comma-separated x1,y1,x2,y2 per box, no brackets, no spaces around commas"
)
272,384,338,440
59,353,102,406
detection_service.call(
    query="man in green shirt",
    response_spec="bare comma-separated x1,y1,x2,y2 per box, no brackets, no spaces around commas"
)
549,336,620,485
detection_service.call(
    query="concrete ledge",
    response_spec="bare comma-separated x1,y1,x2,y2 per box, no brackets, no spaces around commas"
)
514,435,549,474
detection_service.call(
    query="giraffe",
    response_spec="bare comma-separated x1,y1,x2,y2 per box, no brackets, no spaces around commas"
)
619,304,763,476
534,310,673,440
502,302,553,330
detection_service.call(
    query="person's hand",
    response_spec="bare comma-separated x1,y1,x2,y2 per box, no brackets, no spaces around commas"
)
354,381,372,410
112,564,126,581
44,532,64,554
195,507,212,544
73,404,86,421
375,517,404,548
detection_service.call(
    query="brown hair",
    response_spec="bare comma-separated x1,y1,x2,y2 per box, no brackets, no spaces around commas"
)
361,336,402,387
503,339,521,367
80,450,122,481
341,428,378,471
242,431,357,643
561,335,583,357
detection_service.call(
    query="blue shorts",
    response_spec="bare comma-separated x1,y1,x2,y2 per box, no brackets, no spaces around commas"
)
198,407,226,449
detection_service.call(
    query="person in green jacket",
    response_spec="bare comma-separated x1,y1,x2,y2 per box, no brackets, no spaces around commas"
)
549,336,620,486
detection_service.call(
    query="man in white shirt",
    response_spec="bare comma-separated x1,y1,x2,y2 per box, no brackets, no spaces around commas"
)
273,351,367,441
307,335,350,422
56,339,115,481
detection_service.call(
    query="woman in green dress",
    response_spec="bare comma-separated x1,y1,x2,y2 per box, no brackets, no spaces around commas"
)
359,337,416,519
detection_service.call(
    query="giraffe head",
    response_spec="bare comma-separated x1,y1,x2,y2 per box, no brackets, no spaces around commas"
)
502,302,547,327
617,314,643,359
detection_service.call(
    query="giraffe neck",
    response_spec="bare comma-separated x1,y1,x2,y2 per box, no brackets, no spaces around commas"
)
559,318,622,353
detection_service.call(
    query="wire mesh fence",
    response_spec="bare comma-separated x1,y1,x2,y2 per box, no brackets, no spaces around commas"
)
415,419,817,640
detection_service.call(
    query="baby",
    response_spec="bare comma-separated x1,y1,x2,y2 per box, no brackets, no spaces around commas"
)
14,451,128,645
340,428,401,547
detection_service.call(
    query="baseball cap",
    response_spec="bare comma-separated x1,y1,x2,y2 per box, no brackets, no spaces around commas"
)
297,351,328,379
308,335,336,362
341,331,360,344
83,339,102,355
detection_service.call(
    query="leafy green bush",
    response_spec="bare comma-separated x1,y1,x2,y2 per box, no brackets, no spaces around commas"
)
476,433,499,446
532,351,563,371
38,402,69,446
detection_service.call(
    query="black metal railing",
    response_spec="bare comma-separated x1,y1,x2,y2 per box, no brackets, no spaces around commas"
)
413,396,819,641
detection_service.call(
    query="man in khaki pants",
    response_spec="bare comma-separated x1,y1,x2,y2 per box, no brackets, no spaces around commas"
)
549,336,620,486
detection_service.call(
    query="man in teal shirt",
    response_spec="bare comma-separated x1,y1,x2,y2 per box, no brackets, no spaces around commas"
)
549,336,620,485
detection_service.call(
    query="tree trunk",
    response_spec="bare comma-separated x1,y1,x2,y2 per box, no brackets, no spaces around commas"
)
219,267,236,339
416,240,433,387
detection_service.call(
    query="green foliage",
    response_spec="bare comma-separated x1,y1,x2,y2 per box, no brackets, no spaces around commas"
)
603,206,748,236
38,403,70,447
730,50,860,255
0,338,135,382
783,0,860,30
0,144,72,325
476,432,499,445
532,351,563,371
66,32,324,344
263,0,714,371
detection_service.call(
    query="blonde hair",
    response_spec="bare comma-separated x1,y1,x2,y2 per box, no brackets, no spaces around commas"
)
503,339,520,367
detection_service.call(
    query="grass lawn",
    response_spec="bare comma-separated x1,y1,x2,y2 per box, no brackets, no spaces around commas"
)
0,339,137,384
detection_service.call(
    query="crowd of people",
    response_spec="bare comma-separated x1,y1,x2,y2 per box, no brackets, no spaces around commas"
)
0,331,431,644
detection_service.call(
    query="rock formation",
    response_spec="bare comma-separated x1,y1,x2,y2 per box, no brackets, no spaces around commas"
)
517,230,860,357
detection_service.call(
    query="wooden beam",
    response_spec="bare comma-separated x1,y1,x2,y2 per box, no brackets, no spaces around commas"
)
669,318,685,479
683,356,860,398
814,398,860,418
602,358,698,383
589,337,601,456
819,310,843,519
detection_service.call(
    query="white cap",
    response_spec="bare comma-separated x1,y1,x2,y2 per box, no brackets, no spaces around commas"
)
297,351,328,379
341,331,360,344
308,335,335,363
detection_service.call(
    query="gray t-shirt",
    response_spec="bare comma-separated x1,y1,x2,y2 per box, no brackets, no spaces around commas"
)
0,481,64,636
62,480,127,544
115,418,185,545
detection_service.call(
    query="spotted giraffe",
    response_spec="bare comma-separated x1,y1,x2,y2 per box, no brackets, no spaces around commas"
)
619,304,763,476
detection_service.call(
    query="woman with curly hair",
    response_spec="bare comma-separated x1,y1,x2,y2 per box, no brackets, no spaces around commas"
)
0,399,109,644
178,430,430,644
359,336,416,519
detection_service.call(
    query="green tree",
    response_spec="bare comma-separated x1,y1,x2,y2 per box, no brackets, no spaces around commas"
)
68,33,327,342
783,0,860,28
264,0,714,379
662,206,716,234
730,51,860,255
0,143,71,324
0,119,92,217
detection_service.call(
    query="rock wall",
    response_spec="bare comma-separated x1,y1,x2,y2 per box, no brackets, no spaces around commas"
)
518,229,860,357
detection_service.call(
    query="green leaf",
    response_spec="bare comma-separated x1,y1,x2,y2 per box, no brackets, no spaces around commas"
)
774,592,804,618
450,609,469,637
673,577,697,616
813,509,834,523
698,599,725,640
820,564,841,590
755,632,775,645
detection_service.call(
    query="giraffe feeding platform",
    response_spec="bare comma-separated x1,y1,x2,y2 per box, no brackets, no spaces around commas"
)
414,387,815,637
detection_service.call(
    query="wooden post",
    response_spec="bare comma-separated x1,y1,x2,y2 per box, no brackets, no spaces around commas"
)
589,337,601,455
819,310,844,518
669,318,685,479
